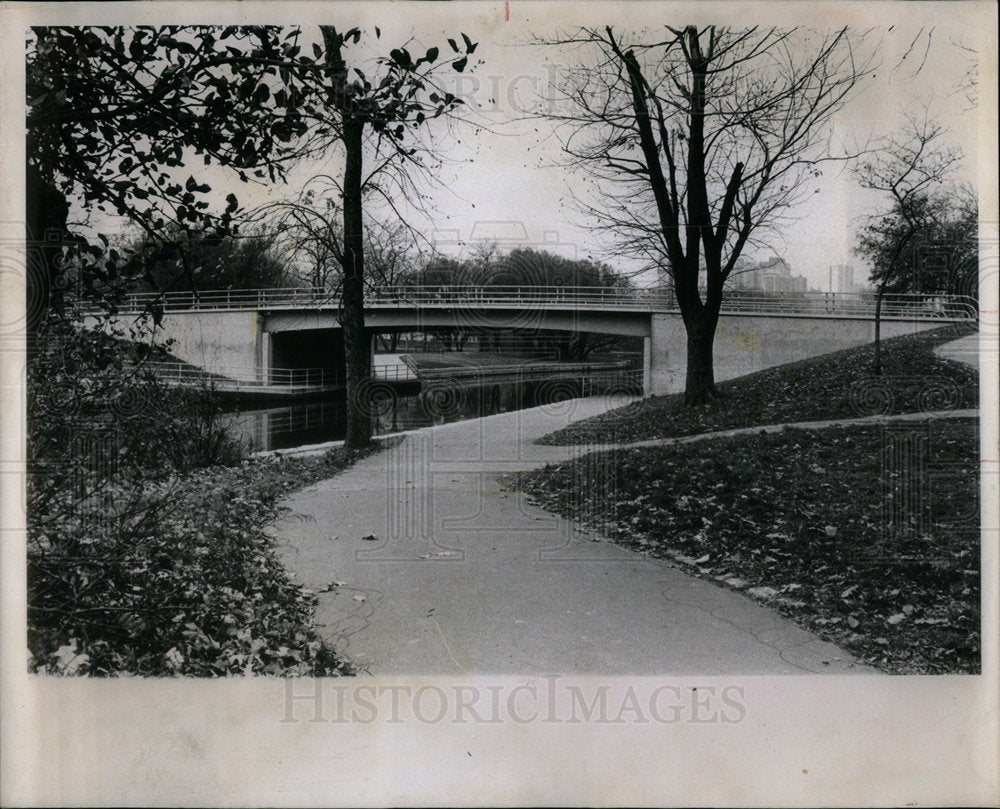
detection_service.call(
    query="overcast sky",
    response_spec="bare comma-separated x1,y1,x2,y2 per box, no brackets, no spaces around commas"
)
35,2,993,292
245,2,989,291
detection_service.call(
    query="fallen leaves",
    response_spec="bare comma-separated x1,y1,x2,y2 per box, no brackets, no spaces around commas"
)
519,417,981,674
29,441,386,676
537,324,976,446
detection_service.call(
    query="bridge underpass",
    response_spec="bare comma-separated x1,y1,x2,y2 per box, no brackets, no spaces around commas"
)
88,287,976,397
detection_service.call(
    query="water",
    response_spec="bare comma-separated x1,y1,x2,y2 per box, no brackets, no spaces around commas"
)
223,380,545,452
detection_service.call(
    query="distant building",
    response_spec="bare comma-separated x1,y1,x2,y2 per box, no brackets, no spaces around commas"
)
829,263,855,294
731,256,808,293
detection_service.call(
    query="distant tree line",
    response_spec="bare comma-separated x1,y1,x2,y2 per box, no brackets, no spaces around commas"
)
388,245,637,361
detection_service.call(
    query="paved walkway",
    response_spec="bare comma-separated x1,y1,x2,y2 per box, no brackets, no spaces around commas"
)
933,332,982,369
270,333,981,674
621,408,979,451
272,395,881,675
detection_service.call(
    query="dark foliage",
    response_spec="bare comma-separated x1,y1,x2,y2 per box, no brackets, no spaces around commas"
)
26,317,377,676
123,225,294,294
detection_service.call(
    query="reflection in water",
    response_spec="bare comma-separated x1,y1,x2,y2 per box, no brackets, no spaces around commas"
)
223,381,538,452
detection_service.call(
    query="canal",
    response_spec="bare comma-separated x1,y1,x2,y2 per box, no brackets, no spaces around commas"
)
223,373,639,452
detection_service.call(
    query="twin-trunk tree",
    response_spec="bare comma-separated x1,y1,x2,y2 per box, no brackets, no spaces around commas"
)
547,26,872,403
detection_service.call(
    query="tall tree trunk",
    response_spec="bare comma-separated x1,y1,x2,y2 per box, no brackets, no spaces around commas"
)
322,26,372,449
340,118,372,449
682,311,720,405
613,27,726,408
25,161,70,347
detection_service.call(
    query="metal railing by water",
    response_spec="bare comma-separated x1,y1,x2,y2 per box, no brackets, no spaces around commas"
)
148,362,339,387
372,364,418,381
148,361,415,388
90,286,977,320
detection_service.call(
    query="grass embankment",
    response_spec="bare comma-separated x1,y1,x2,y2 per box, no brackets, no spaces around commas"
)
29,441,387,676
519,420,980,673
538,324,977,445
520,324,981,674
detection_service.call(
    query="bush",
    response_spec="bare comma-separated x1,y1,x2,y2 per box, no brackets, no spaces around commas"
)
28,462,352,676
26,314,353,676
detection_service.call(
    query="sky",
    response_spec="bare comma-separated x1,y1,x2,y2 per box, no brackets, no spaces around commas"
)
36,1,994,292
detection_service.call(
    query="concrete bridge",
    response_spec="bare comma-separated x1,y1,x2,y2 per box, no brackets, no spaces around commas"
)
95,286,977,397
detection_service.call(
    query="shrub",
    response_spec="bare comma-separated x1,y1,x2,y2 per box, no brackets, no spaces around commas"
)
26,314,351,676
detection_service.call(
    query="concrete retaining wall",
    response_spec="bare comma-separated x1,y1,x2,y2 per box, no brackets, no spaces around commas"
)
155,310,261,382
645,313,943,396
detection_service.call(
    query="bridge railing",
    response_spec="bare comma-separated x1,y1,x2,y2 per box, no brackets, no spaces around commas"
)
148,361,414,387
97,287,335,314
89,286,978,320
371,363,418,381
718,291,978,320
96,285,667,313
148,362,342,387
368,285,672,308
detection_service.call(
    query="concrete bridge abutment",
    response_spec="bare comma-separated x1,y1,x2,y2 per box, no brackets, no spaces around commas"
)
147,310,263,382
90,300,961,396
642,313,946,397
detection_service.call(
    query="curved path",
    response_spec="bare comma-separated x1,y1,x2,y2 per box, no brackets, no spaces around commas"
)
933,331,981,369
271,334,980,674
271,394,892,675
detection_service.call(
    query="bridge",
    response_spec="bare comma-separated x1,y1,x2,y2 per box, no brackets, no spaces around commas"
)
91,286,977,397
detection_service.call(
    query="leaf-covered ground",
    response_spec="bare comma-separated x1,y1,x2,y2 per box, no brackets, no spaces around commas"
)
537,324,977,445
29,442,389,677
517,419,980,674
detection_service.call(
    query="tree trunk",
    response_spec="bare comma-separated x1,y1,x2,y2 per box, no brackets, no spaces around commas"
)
340,118,372,449
25,161,70,346
683,315,720,405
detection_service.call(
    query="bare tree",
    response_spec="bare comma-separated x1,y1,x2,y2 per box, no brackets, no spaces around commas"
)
852,108,967,374
950,38,979,111
366,218,418,292
257,176,346,291
543,26,875,403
